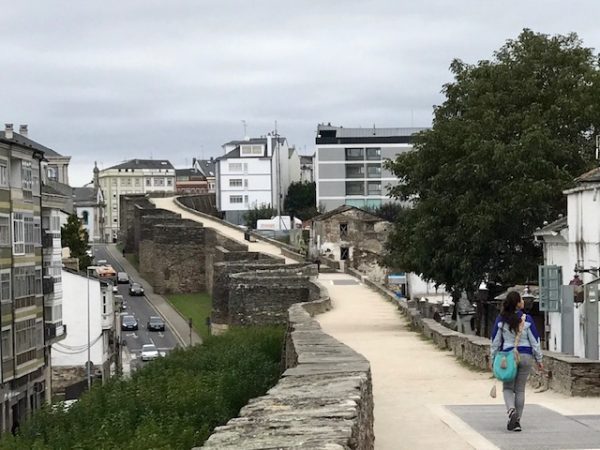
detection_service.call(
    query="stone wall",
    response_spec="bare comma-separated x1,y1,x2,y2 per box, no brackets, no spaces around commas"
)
120,194,154,253
199,283,375,450
52,366,87,395
353,271,600,397
176,193,219,217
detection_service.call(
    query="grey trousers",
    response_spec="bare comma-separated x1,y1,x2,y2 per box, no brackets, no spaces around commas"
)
503,353,533,420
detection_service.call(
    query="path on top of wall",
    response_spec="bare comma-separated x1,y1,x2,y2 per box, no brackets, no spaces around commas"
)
152,197,600,450
152,197,296,264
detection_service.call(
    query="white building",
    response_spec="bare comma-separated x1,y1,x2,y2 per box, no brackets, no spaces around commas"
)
534,167,600,360
52,270,115,380
215,136,300,225
98,159,175,242
300,154,314,183
314,124,427,211
74,163,105,243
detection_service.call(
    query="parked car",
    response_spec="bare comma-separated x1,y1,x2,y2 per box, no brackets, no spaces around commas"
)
117,272,129,284
129,283,144,296
140,344,159,361
147,316,165,332
121,315,138,331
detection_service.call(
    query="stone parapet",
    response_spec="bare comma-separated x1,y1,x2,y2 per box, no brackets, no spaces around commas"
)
200,282,374,450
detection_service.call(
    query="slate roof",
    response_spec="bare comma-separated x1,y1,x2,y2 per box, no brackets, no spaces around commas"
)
42,184,68,197
311,205,381,222
0,131,62,157
104,159,174,171
176,168,206,179
73,187,97,205
195,159,215,177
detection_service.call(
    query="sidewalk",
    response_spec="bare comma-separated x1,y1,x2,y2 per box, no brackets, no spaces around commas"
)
151,197,600,449
105,244,202,347
316,272,600,450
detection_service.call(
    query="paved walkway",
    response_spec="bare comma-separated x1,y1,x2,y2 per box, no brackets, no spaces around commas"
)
105,244,202,347
152,197,600,450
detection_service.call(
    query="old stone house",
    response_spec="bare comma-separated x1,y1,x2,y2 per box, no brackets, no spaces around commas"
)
309,205,390,270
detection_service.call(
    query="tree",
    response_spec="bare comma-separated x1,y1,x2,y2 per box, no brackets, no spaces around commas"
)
364,203,407,223
243,205,275,229
61,214,92,270
385,29,600,304
284,181,317,220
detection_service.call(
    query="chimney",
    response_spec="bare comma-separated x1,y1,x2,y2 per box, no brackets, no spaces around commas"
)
19,124,28,137
4,124,13,139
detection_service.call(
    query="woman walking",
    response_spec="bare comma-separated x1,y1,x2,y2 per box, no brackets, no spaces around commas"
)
491,291,543,431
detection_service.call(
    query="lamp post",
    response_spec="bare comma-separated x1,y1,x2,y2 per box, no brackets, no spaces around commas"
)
86,267,91,390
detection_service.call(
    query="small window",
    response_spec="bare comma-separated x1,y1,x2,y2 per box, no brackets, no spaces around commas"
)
367,181,382,195
345,181,364,196
345,148,364,161
367,164,381,178
0,217,9,246
229,179,243,187
228,163,242,172
339,223,348,238
145,179,151,186
230,195,243,204
81,211,89,225
167,179,173,187
346,164,364,178
366,148,381,160
0,160,8,188
340,247,349,260
244,195,249,204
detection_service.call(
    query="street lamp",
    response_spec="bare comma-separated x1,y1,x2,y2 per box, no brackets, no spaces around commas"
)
86,266,97,391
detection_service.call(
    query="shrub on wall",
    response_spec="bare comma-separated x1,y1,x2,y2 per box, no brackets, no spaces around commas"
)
1,326,285,450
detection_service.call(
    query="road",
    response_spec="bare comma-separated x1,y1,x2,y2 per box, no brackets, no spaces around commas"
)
92,244,179,371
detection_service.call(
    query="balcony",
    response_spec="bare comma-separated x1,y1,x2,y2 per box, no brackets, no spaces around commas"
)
45,323,67,343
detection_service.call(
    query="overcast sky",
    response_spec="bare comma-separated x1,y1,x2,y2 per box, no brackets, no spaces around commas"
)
2,1,600,186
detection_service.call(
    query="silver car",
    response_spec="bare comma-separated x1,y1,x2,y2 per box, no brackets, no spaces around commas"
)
140,344,159,361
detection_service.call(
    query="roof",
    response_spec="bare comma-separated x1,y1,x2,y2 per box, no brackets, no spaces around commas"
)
223,137,286,147
533,216,568,236
104,159,174,171
46,180,73,197
196,159,215,177
176,168,206,179
72,187,96,204
311,205,382,222
576,167,600,183
0,131,62,157
315,124,428,145
42,184,68,197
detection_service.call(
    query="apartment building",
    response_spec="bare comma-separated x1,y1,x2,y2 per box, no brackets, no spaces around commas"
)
0,124,68,432
215,135,300,225
314,124,426,211
98,159,175,242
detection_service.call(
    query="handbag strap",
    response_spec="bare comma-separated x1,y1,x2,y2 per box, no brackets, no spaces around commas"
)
514,314,526,349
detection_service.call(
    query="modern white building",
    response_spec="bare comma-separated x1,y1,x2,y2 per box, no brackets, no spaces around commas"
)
534,167,600,360
215,136,300,224
300,154,314,183
52,270,116,381
98,159,175,242
314,124,427,211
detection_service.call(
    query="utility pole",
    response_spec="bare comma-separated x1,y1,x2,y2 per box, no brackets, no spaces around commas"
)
274,121,283,230
86,268,91,390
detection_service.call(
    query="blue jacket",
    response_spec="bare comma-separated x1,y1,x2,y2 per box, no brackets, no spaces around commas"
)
490,310,543,363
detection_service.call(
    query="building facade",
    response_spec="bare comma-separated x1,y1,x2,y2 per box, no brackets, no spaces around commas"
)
215,136,300,225
0,124,67,431
175,168,208,194
194,158,216,193
314,124,426,211
98,159,175,242
74,163,105,243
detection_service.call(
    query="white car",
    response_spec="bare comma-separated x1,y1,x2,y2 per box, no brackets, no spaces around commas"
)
140,344,159,361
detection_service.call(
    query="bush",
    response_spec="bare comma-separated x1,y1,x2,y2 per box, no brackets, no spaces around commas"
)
2,326,285,450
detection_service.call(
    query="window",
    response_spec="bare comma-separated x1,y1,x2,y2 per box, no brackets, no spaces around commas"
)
32,169,40,195
367,181,382,195
339,223,348,238
2,328,12,360
112,178,117,186
22,161,32,200
228,163,242,172
240,145,263,156
47,165,58,182
33,218,41,246
367,164,381,178
346,164,364,178
230,195,243,204
340,247,349,260
229,179,243,188
134,178,140,187
35,269,42,295
145,179,151,187
122,178,131,187
244,179,248,188
1,272,10,301
345,181,364,196
366,148,382,160
81,211,89,225
50,215,60,233
244,195,249,204
13,213,24,255
0,160,8,188
345,148,364,161
0,216,9,246
167,179,173,187
24,215,34,254
154,178,165,187
15,319,36,354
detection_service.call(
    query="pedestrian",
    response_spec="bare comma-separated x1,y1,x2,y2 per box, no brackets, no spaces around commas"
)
314,257,321,273
490,291,543,432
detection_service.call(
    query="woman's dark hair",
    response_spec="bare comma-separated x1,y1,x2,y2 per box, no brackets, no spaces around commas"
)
501,291,521,333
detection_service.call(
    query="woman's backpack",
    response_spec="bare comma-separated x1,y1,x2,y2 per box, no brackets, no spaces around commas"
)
492,314,526,382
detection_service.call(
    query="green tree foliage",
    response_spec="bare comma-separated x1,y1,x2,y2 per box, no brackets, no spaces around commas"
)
2,326,284,450
60,214,92,270
284,181,318,220
364,203,407,223
243,205,275,229
385,29,600,299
